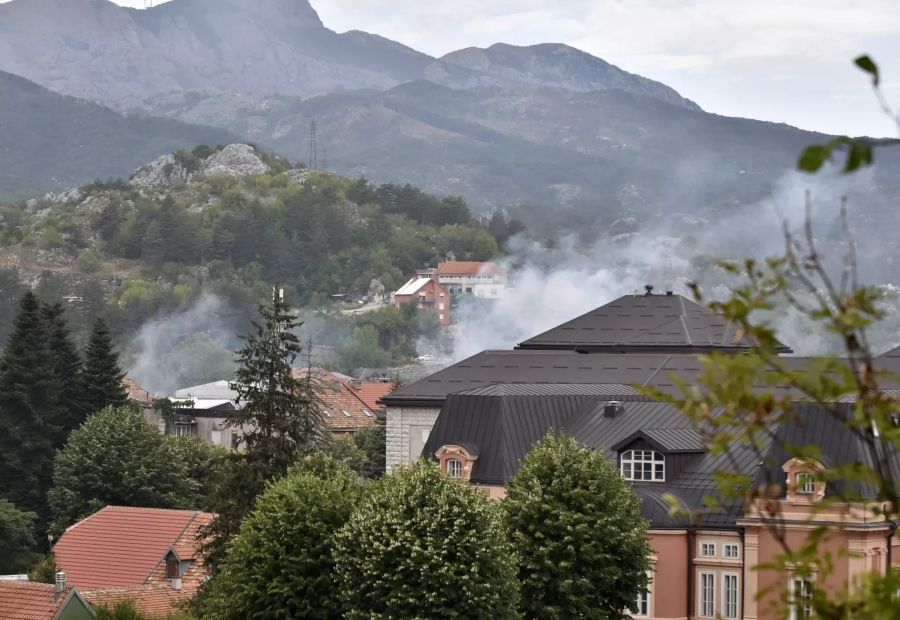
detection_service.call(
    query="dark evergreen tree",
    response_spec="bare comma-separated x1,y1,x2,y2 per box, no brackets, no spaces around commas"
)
201,289,326,570
0,292,60,531
41,302,86,440
81,318,127,415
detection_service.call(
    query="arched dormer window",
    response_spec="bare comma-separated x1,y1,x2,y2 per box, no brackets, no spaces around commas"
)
782,457,826,503
621,449,665,481
435,444,478,482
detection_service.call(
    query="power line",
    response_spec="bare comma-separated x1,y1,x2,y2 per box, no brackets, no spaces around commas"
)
308,119,318,170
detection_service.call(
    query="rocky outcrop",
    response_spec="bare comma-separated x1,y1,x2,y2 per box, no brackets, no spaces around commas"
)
202,144,270,178
130,153,192,190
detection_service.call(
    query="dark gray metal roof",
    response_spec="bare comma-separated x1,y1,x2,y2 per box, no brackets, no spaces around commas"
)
381,350,825,407
455,383,644,397
516,293,792,354
422,388,648,485
612,428,706,453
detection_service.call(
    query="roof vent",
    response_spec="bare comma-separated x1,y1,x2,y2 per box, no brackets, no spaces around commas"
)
666,290,674,296
604,401,624,418
55,572,66,593
644,284,654,296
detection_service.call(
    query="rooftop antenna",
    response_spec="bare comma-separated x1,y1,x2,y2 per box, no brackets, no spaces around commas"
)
308,119,318,170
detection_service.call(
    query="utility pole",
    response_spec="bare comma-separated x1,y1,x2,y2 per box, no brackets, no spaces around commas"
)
322,147,327,172
308,119,318,170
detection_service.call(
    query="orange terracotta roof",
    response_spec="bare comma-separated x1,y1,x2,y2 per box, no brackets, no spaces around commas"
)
292,368,380,431
123,377,155,407
85,583,194,619
53,506,212,590
0,582,83,620
348,381,393,411
436,261,504,276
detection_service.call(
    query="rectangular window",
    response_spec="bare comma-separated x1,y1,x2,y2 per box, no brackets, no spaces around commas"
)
175,424,194,438
796,472,816,494
723,543,740,559
722,573,739,619
790,578,814,620
699,572,715,617
439,303,444,310
631,587,649,617
700,542,716,557
438,314,444,321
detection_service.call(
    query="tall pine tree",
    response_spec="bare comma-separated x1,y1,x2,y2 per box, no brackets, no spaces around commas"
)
81,318,127,415
0,292,62,534
201,289,326,570
42,302,86,440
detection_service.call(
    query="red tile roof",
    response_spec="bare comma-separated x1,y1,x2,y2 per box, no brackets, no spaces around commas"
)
123,377,155,407
292,368,381,431
0,582,85,620
348,381,393,411
436,261,504,276
53,507,213,590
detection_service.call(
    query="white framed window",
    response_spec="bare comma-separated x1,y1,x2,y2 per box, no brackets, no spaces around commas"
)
699,572,715,617
438,314,444,321
789,577,814,620
447,459,462,479
175,424,194,438
796,472,816,494
722,573,739,619
620,450,665,481
630,571,652,617
700,542,716,557
723,543,740,559
439,303,444,310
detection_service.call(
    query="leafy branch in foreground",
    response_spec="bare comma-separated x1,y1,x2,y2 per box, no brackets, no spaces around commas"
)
798,55,899,174
645,194,900,618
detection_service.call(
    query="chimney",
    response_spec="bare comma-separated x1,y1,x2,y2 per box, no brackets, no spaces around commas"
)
644,284,654,296
351,379,362,390
604,401,624,418
55,572,66,593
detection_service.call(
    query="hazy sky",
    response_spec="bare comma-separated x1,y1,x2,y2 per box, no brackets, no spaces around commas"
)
37,0,900,136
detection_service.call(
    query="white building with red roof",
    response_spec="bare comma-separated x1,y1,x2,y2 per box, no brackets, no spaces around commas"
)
434,261,507,299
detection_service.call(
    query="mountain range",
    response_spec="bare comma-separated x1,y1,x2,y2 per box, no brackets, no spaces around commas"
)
0,0,897,232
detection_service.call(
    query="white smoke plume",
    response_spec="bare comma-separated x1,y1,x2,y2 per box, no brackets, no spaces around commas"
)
125,294,240,396
451,165,900,361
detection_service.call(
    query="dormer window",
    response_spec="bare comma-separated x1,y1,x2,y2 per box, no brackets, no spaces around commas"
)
796,472,816,495
435,445,478,482
165,553,179,579
447,459,462,479
782,457,826,503
621,449,665,481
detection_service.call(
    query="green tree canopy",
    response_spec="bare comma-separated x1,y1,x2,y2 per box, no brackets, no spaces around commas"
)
333,462,519,619
81,318,128,415
503,434,652,620
48,405,205,534
199,456,366,620
0,499,40,573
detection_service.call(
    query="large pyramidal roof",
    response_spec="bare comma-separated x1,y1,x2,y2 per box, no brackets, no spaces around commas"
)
516,290,793,354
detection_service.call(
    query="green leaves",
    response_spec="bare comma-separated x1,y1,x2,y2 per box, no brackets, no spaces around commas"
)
798,55,883,175
854,54,879,86
797,136,873,174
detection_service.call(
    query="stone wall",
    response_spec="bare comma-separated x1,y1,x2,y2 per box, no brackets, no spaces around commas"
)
385,405,441,472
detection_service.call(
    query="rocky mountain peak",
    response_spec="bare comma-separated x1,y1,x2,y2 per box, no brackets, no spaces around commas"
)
157,0,323,28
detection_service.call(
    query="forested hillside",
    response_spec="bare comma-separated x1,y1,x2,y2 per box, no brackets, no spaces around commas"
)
0,145,521,388
0,71,236,201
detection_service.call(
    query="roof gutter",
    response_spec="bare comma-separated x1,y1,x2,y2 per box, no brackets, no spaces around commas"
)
687,526,695,620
